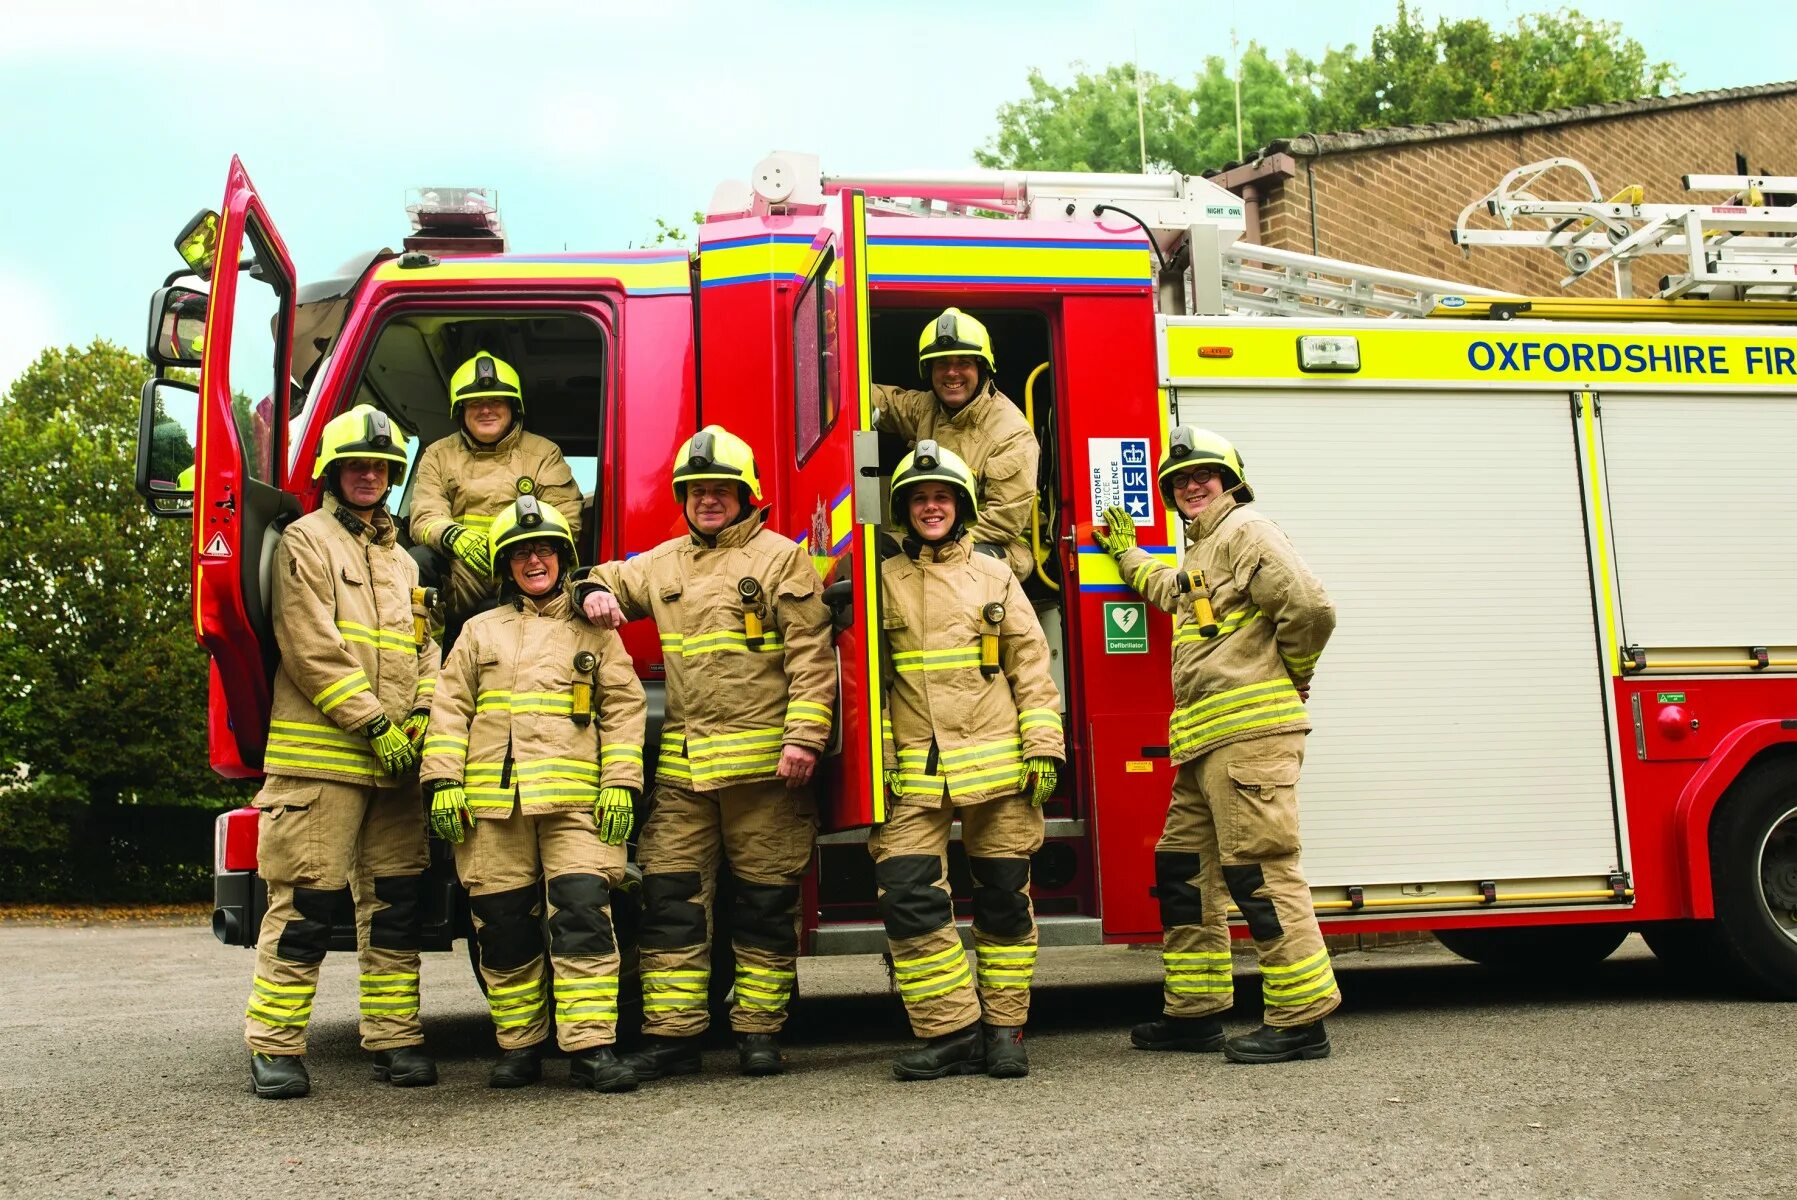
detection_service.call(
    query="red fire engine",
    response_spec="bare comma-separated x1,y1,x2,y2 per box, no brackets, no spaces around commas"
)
137,152,1797,998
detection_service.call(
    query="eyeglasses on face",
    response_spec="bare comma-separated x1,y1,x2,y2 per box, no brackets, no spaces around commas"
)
1167,466,1219,489
507,541,560,563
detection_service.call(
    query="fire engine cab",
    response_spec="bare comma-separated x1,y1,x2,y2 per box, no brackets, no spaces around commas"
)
138,152,1797,999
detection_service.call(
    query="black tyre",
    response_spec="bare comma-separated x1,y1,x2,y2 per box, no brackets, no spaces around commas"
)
1434,924,1628,972
1706,760,1797,998
1639,920,1729,976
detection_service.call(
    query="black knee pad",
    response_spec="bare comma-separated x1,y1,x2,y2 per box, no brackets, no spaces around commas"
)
875,854,953,940
369,874,425,951
968,856,1032,940
546,873,616,958
1155,851,1205,930
639,871,707,950
276,885,350,965
470,884,544,972
731,880,802,954
1222,863,1284,941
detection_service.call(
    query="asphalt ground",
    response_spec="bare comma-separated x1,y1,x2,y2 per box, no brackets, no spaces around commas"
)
1,924,1790,1200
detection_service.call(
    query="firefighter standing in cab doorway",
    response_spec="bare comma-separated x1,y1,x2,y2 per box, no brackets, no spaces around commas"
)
577,426,836,1078
873,308,1040,582
409,351,582,648
1093,426,1341,1062
421,497,646,1092
242,404,438,1100
875,442,1064,1080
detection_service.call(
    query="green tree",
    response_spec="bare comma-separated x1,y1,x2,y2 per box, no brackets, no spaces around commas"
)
646,211,706,247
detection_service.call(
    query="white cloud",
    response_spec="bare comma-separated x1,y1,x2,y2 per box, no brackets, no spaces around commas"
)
0,265,64,394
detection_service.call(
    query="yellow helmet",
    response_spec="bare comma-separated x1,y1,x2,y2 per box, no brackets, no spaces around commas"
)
1157,425,1252,505
890,440,979,532
487,494,576,579
313,404,411,485
671,424,763,503
449,352,524,417
916,307,995,380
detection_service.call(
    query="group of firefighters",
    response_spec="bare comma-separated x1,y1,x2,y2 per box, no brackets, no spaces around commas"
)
238,307,1343,1100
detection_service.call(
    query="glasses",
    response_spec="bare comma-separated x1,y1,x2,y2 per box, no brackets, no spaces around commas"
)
507,541,560,563
1166,467,1219,489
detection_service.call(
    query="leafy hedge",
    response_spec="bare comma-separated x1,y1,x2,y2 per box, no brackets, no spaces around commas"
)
0,779,226,903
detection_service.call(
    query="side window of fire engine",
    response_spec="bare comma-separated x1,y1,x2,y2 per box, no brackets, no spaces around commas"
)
793,249,837,464
230,220,289,485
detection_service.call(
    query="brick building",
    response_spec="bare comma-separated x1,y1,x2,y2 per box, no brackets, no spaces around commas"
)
1208,80,1797,298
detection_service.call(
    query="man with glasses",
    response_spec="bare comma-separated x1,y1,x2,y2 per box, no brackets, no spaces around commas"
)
1093,426,1342,1063
409,351,582,649
873,308,1040,582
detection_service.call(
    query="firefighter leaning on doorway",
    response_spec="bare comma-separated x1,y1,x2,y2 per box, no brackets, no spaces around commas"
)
1093,426,1341,1063
242,404,439,1100
408,351,583,646
421,496,647,1093
875,442,1064,1081
576,425,836,1079
873,308,1040,582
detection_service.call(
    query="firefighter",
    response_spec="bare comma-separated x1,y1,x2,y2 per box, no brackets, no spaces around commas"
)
408,351,582,646
575,425,835,1079
421,495,646,1092
875,441,1064,1080
873,308,1040,582
242,404,438,1100
1093,426,1341,1063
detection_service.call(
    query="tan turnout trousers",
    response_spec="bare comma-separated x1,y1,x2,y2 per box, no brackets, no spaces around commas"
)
244,775,429,1054
636,780,817,1037
868,792,1045,1038
1156,731,1340,1026
453,804,628,1052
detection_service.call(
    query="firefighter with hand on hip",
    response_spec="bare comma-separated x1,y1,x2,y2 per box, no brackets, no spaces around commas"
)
874,441,1064,1080
408,351,583,647
873,308,1040,582
1094,426,1341,1062
577,425,836,1079
242,404,439,1100
421,496,647,1092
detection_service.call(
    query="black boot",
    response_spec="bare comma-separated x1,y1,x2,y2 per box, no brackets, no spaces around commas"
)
892,1024,986,1081
983,1025,1029,1079
1223,1021,1331,1064
372,1046,438,1087
737,1033,785,1077
488,1044,545,1089
570,1046,639,1093
621,1034,703,1081
249,1052,310,1100
1130,1015,1226,1053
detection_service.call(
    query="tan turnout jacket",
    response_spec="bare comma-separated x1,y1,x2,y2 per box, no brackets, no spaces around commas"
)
581,511,836,791
408,423,583,616
420,589,645,816
880,536,1064,804
263,496,439,786
1116,494,1335,765
873,384,1039,581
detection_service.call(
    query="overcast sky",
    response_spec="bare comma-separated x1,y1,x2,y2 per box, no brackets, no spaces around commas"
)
3,0,1793,387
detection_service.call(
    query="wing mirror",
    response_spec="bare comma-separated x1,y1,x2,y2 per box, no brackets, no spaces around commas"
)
146,284,208,368
135,378,198,518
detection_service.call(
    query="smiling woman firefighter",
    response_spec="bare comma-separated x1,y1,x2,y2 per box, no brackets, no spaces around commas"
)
419,495,647,1093
873,441,1064,1081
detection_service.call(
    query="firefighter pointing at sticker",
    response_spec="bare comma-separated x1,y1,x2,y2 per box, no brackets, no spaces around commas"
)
409,352,583,646
873,308,1040,582
1093,426,1342,1063
420,496,647,1092
875,441,1064,1080
577,425,836,1079
242,404,439,1100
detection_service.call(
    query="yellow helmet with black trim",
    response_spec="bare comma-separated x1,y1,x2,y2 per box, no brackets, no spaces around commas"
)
1157,425,1252,505
312,403,411,485
487,494,576,579
916,307,995,380
449,352,524,417
890,439,979,531
671,424,763,503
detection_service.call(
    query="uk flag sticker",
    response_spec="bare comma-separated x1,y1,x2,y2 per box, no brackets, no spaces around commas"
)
1089,437,1154,526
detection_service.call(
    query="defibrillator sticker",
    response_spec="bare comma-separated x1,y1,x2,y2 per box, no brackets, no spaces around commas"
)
1103,601,1148,654
203,531,231,557
1088,438,1154,526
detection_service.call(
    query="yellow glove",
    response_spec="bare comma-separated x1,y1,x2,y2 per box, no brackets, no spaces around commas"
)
442,523,492,576
1090,505,1138,558
1020,757,1058,808
400,709,429,744
595,787,635,845
428,782,470,843
884,767,904,799
363,715,419,776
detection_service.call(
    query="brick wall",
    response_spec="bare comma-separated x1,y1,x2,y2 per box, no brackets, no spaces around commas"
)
1257,91,1797,298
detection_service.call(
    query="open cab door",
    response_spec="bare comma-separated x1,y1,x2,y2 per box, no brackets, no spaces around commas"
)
192,157,302,776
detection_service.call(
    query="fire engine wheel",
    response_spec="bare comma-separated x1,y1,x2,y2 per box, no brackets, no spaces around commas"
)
1432,924,1628,973
1707,766,1797,999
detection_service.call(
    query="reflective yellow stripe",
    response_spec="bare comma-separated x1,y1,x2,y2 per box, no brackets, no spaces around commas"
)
892,647,983,673
312,670,370,713
267,718,363,747
335,620,414,652
553,975,621,1021
735,964,797,1011
1130,560,1162,591
785,699,833,727
1169,679,1307,753
421,733,468,757
1017,708,1062,735
516,757,600,780
246,976,316,1027
974,944,1037,989
892,943,973,1002
1281,648,1324,673
1173,605,1260,644
642,969,709,1012
358,971,421,1016
1164,950,1235,993
660,630,788,656
1261,950,1338,1006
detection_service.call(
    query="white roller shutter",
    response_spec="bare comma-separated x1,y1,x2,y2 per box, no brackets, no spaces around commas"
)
1173,387,1621,885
